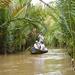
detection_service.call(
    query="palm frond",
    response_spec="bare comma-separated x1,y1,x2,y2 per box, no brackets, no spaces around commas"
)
0,0,11,8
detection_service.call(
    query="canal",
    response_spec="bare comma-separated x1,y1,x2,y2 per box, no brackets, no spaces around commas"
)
0,49,75,75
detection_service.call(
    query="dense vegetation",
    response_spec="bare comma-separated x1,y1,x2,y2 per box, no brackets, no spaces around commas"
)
0,0,75,58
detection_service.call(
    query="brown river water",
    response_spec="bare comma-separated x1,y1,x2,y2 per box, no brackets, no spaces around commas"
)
0,49,75,75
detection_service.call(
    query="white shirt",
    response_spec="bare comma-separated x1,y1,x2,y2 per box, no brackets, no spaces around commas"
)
38,34,44,42
40,43,45,50
34,43,40,49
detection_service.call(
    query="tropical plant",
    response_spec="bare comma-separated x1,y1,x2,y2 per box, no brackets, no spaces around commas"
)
56,0,75,58
0,0,47,54
0,0,75,56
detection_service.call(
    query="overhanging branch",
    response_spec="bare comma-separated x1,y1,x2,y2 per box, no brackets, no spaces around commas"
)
39,0,50,8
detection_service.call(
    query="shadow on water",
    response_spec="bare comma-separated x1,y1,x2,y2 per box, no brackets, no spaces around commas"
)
0,49,75,75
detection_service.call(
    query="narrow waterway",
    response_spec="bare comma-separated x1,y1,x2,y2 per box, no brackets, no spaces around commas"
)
0,49,75,75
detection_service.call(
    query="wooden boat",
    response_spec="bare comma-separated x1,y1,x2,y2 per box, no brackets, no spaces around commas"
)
31,48,48,54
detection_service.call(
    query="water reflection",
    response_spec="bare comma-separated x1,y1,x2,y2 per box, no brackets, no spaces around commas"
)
0,49,75,75
36,71,62,75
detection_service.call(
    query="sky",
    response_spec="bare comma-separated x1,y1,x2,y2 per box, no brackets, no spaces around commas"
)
31,0,56,5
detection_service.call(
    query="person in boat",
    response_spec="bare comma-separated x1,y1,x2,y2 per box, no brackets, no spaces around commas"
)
31,41,41,53
31,32,48,54
32,41,48,54
40,41,48,53
38,32,44,43
38,32,48,52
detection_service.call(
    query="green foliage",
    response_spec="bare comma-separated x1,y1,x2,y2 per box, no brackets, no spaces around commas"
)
0,0,47,54
0,0,75,56
57,0,75,58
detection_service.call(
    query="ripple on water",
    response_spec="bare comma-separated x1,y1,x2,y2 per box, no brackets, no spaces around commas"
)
35,71,63,75
32,55,64,60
